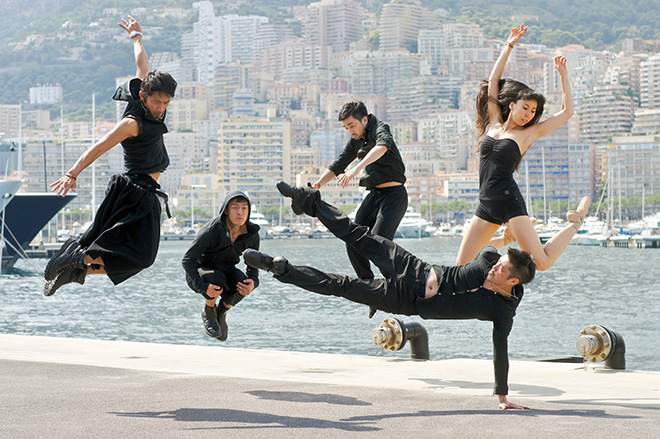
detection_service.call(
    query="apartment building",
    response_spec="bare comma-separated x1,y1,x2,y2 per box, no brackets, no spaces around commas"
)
218,117,291,208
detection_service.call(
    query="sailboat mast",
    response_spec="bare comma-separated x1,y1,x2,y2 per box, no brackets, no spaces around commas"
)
525,161,531,217
17,105,22,180
91,94,96,217
60,106,64,236
617,164,622,224
542,146,547,224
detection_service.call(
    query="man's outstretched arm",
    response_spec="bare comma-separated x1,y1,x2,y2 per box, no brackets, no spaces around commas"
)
50,118,139,196
119,15,149,79
493,321,530,410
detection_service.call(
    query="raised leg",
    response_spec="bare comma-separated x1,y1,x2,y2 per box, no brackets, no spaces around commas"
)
275,264,418,316
456,216,502,265
309,194,425,279
278,181,423,279
506,197,589,271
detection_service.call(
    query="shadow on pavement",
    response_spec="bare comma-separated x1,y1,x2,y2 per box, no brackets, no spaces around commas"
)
245,390,371,406
110,408,380,431
342,408,640,421
411,377,565,397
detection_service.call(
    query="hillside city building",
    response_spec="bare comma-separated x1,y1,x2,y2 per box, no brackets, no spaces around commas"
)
6,0,660,225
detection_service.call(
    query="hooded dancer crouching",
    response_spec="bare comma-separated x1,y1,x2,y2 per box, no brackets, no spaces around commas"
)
182,192,260,341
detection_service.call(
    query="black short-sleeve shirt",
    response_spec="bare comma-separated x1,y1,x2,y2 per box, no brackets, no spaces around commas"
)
327,114,406,189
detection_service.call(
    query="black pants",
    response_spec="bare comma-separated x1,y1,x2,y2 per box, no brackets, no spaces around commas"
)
275,194,429,315
348,185,408,279
189,267,248,307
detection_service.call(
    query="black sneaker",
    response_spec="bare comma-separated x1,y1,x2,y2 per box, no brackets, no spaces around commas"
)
276,181,305,215
243,249,289,276
44,238,79,281
216,305,229,342
44,241,86,281
201,305,221,338
44,266,86,297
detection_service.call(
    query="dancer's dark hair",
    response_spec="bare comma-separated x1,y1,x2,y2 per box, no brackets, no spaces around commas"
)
475,79,545,138
338,101,368,122
506,248,536,285
141,70,177,98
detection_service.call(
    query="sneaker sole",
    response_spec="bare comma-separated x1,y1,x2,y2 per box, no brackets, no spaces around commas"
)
44,268,86,297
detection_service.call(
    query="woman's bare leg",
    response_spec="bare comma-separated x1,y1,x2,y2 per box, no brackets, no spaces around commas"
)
456,216,502,265
506,197,589,271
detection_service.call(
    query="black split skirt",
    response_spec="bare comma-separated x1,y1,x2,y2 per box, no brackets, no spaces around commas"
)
80,173,163,285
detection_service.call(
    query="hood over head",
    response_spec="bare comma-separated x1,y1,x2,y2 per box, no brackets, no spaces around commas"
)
220,190,252,221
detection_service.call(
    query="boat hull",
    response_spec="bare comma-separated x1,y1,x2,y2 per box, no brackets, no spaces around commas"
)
2,193,76,268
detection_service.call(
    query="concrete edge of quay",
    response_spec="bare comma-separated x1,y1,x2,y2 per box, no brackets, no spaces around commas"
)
1,333,659,407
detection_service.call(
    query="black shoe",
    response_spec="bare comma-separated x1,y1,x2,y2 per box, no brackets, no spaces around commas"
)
202,305,221,338
44,266,86,297
368,306,378,319
243,249,289,276
44,241,86,281
277,181,320,216
216,305,229,342
44,238,80,281
276,181,305,215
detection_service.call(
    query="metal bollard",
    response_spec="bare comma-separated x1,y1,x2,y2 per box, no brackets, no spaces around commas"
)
576,325,625,369
372,317,429,360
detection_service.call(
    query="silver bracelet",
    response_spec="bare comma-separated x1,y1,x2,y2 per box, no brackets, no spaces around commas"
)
129,31,143,39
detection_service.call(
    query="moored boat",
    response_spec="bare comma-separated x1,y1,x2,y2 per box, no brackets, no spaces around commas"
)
1,181,76,268
250,208,270,240
395,208,431,239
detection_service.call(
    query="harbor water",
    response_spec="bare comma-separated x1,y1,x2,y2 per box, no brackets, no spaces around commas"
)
1,236,658,371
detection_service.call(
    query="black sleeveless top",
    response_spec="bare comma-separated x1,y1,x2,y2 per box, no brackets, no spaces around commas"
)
478,135,522,201
112,78,170,175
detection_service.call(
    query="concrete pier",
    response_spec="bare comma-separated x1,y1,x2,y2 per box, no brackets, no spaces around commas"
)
1,334,658,438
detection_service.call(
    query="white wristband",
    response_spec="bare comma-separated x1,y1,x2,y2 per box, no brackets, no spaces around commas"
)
129,31,143,39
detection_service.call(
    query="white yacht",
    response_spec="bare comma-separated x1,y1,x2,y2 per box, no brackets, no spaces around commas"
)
395,207,431,239
250,208,269,239
571,216,608,246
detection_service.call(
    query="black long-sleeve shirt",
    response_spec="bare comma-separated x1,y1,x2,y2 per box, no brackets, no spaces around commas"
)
415,246,524,396
327,114,406,189
181,216,260,297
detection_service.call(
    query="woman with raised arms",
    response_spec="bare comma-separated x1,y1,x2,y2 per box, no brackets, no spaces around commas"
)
456,24,589,271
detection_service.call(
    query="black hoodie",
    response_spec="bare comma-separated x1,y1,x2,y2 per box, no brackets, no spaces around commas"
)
181,190,260,297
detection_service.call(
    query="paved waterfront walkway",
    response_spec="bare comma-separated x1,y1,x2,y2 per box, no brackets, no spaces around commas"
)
1,334,659,438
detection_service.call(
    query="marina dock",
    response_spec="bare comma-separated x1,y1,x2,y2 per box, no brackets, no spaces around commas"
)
1,334,658,438
601,235,660,248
